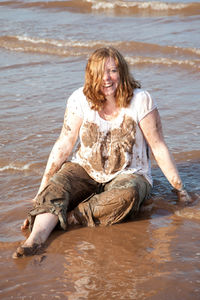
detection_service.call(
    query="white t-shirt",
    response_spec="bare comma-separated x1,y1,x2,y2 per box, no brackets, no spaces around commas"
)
67,87,157,185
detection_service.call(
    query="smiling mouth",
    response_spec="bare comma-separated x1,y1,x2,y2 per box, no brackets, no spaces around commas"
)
103,83,113,88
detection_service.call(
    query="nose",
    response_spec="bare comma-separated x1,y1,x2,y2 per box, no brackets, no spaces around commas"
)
103,70,111,81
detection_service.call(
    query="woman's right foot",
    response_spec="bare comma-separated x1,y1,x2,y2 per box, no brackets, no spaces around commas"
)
67,211,80,225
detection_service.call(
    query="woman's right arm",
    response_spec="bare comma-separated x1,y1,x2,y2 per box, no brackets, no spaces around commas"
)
34,108,83,198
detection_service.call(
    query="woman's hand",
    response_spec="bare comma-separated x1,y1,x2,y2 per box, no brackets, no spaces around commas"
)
21,197,36,230
21,218,29,230
175,188,192,205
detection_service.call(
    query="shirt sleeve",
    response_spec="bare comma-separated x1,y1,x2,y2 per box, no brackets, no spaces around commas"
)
136,90,157,123
66,88,84,118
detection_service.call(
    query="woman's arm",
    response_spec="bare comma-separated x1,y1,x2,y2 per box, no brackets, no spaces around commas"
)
35,109,83,197
139,108,191,203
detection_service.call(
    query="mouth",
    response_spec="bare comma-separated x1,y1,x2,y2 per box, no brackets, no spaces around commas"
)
103,83,113,88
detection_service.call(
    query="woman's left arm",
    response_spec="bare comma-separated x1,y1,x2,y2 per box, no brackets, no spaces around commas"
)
139,108,191,204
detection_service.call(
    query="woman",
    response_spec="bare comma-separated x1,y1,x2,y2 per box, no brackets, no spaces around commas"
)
13,47,191,258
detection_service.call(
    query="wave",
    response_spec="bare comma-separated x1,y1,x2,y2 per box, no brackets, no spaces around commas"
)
0,150,199,174
88,0,200,16
143,193,200,221
0,35,199,70
1,0,200,16
175,201,200,221
0,163,31,172
126,56,200,69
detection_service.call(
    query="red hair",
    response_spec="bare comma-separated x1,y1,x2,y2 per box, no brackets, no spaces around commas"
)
83,47,141,110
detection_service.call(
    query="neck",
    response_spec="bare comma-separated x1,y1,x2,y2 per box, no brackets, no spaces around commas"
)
99,98,120,121
105,94,116,104
103,97,117,113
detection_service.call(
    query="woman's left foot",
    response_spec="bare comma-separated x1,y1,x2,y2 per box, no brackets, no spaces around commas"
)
12,243,42,259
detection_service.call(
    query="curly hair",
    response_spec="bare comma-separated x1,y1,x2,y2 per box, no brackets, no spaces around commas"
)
83,47,141,110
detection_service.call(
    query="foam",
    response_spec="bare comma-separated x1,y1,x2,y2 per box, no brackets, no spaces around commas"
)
0,163,31,172
87,0,189,11
126,56,200,69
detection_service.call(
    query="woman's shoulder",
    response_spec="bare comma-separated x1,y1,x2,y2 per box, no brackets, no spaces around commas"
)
133,88,150,99
67,87,92,118
67,87,88,105
69,86,85,98
129,88,157,122
131,88,156,106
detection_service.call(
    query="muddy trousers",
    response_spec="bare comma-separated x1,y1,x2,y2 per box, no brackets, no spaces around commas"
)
28,162,151,231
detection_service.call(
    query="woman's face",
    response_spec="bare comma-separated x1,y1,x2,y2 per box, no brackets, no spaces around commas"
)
100,57,120,100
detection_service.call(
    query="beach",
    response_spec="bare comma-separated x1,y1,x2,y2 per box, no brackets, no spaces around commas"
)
0,0,200,299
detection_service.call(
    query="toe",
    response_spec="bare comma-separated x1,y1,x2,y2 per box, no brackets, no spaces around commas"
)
12,246,25,259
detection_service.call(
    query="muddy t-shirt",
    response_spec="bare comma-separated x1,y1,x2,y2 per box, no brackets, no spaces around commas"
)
67,87,157,185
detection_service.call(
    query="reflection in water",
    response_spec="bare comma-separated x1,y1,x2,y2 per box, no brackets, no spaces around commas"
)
58,218,173,299
149,216,175,264
0,190,199,299
56,190,200,300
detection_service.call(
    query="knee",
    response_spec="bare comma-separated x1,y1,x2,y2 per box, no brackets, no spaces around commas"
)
120,187,139,204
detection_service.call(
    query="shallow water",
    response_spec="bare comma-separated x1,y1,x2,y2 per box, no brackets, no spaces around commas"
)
0,0,200,299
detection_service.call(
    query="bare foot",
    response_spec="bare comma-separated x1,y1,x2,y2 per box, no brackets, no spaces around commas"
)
12,243,42,259
67,211,80,225
13,213,58,258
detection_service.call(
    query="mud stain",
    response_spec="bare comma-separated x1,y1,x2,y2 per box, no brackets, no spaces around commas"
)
80,115,136,175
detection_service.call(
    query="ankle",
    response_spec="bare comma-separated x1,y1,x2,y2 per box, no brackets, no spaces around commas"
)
24,231,46,247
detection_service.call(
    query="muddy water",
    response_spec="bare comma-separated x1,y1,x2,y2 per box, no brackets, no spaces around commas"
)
0,0,200,299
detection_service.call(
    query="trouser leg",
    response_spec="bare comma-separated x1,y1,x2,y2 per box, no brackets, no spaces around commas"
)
72,173,151,227
28,162,100,230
